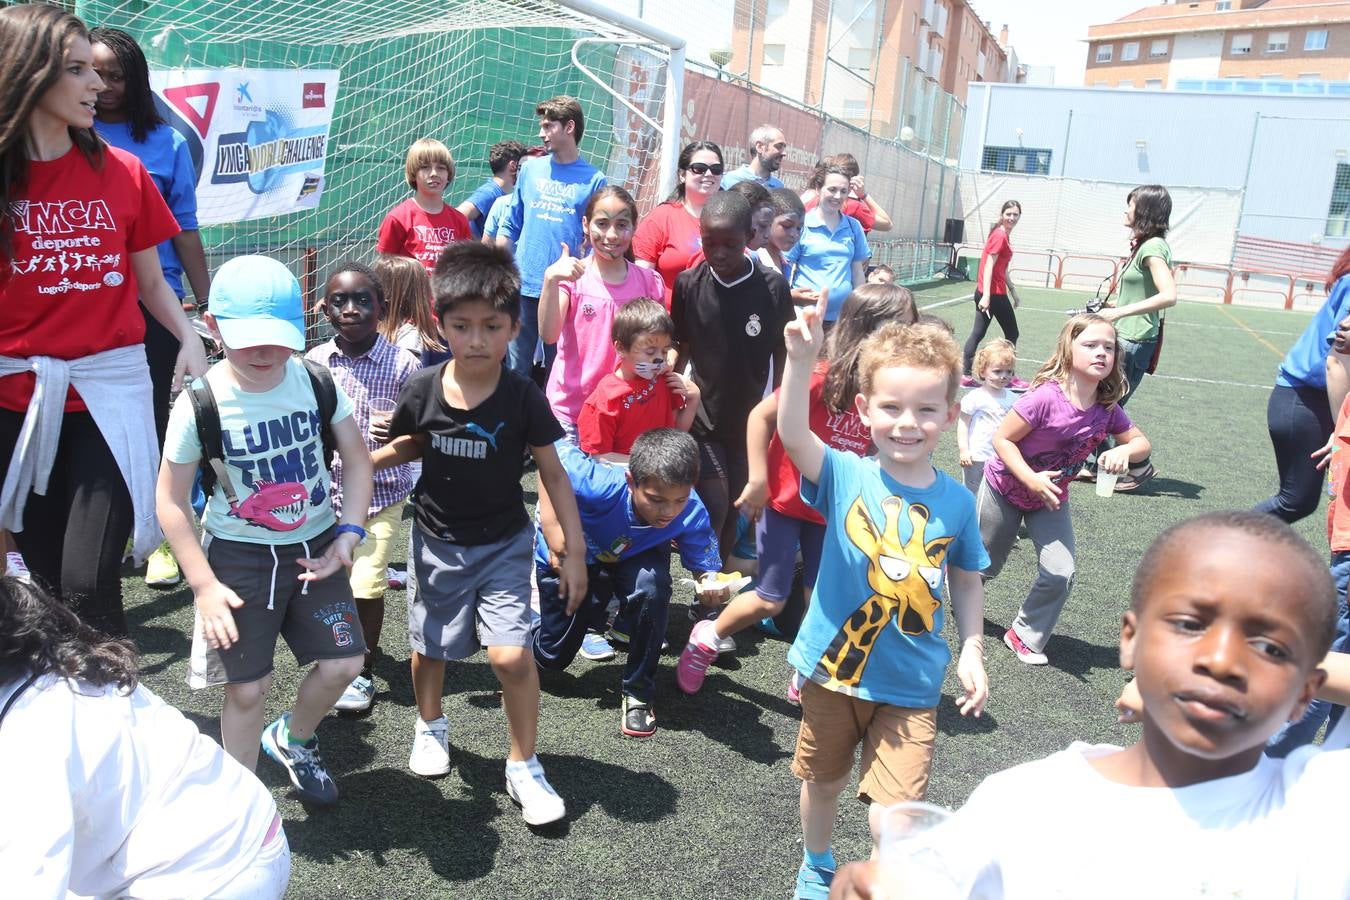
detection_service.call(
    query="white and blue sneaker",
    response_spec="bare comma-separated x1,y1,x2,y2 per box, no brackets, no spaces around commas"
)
333,673,375,712
580,632,616,661
261,713,339,805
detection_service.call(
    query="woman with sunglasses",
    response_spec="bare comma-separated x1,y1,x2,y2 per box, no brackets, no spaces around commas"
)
635,140,724,307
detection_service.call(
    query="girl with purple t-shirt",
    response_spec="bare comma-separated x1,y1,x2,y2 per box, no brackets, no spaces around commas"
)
979,315,1152,666
540,186,666,433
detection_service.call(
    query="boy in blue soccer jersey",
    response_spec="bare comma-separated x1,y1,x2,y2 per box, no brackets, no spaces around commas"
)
776,299,989,900
531,429,728,738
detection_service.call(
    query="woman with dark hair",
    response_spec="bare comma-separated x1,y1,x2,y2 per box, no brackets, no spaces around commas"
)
634,139,723,306
91,25,213,588
0,5,208,636
0,578,289,896
1085,184,1176,491
784,162,870,325
962,199,1027,388
1256,245,1350,522
800,152,892,233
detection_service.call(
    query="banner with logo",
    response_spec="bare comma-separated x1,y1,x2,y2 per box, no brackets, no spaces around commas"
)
148,69,340,225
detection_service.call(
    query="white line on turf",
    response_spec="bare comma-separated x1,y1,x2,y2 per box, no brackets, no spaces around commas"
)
918,294,1302,336
1009,356,1270,391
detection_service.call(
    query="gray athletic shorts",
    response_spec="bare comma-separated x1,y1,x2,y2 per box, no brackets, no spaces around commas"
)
408,524,533,660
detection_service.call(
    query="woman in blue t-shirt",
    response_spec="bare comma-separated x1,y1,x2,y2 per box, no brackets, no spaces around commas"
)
92,26,213,585
785,162,869,325
1256,245,1350,523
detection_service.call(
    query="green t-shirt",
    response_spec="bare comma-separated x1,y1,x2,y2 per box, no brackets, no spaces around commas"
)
1114,236,1171,343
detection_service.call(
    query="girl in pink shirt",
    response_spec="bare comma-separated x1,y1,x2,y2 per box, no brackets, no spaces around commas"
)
541,186,665,432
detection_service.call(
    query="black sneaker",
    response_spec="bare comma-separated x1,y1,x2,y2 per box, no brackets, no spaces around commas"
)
262,713,339,804
1114,462,1157,493
621,696,657,738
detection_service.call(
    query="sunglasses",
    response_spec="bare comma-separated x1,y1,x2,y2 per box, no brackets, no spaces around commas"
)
686,162,725,176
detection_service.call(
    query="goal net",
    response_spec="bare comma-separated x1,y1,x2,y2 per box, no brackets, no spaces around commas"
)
74,0,680,306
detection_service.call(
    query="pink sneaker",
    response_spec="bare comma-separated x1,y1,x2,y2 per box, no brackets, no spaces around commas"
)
676,620,720,695
1009,377,1031,392
1003,628,1048,665
960,375,979,388
786,671,804,706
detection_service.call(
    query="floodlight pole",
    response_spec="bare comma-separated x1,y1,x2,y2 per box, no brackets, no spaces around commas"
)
555,0,687,200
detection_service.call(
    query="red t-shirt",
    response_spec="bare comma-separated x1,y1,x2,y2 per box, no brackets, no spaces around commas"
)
767,368,871,523
1328,392,1350,552
577,372,682,456
975,226,1013,296
0,145,179,412
376,198,472,274
803,196,877,232
632,202,701,308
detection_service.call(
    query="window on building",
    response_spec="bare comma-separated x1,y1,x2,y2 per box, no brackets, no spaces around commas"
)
762,43,786,66
1096,44,1113,63
1122,42,1139,61
1145,78,1164,89
1306,30,1329,51
1151,39,1169,57
842,100,869,120
1216,0,1232,9
982,146,1053,176
912,12,918,34
1231,34,1252,55
847,46,873,71
1299,73,1322,80
766,0,789,17
1267,31,1289,53
1327,163,1350,237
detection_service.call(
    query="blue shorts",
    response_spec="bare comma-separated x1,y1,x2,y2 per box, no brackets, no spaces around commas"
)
754,507,826,603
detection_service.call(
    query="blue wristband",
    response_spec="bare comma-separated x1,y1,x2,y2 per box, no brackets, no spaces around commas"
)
335,523,367,544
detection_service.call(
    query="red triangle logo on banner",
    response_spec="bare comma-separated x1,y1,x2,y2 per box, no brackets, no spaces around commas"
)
163,83,219,138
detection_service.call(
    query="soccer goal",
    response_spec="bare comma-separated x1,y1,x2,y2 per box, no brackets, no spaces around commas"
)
75,0,684,298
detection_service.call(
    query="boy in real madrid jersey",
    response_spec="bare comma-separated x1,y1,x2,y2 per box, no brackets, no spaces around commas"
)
671,191,793,560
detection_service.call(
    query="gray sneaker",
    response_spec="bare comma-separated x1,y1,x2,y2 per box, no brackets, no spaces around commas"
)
333,673,375,712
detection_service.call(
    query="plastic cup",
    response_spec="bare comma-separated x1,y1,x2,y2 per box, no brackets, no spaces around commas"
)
368,398,396,436
872,801,961,899
1095,467,1120,498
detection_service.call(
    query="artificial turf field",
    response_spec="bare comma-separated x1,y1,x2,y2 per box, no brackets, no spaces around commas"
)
121,283,1327,899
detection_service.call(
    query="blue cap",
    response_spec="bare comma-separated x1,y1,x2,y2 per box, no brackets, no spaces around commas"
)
207,255,306,351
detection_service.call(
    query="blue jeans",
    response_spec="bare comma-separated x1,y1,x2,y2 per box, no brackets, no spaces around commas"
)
1117,335,1155,407
1255,384,1335,523
1266,550,1350,756
505,295,556,379
530,545,672,703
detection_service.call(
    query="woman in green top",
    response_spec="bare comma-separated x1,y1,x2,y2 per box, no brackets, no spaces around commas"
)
1093,185,1177,490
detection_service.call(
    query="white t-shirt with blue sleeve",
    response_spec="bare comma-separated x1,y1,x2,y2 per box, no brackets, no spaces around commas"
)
164,358,354,544
787,447,988,707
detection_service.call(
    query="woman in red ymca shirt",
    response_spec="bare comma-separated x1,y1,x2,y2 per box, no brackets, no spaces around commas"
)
0,5,207,636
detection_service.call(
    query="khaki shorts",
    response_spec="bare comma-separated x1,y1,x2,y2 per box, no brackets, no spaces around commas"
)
349,502,406,599
791,678,937,807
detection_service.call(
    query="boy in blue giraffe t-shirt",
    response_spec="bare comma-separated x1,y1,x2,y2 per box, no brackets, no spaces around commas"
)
775,298,990,899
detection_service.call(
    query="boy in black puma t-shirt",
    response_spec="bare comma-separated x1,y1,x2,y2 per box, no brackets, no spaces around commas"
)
374,242,586,826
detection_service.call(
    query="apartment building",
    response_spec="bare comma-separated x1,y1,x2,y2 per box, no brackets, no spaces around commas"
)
728,0,1012,130
1085,0,1350,89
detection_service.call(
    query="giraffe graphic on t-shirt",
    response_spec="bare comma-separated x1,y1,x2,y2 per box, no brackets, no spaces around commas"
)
464,421,506,450
812,498,951,691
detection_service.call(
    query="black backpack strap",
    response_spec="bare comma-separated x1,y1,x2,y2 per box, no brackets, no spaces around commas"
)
301,358,339,469
185,377,239,507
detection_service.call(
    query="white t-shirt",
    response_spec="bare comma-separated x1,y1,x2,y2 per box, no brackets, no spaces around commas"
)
959,386,1015,462
0,675,277,898
931,727,1350,899
164,358,354,544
